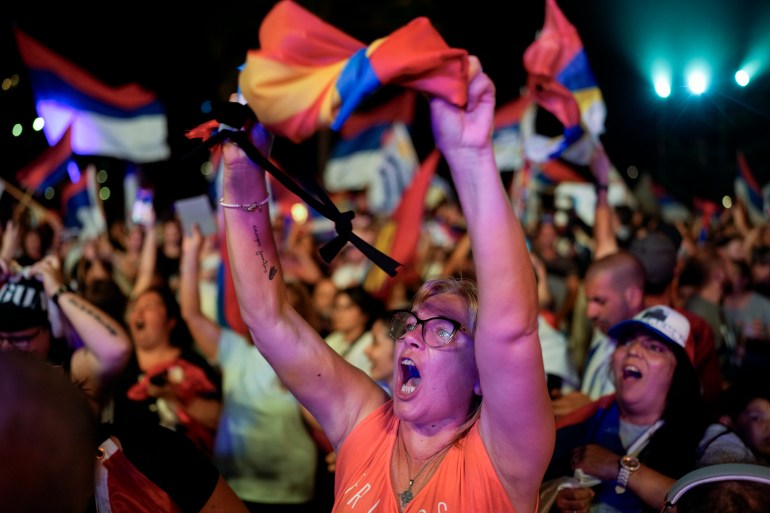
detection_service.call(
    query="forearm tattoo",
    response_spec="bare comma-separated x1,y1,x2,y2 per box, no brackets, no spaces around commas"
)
65,296,118,336
252,224,278,280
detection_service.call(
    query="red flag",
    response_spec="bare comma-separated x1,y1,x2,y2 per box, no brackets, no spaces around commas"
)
523,0,583,128
737,150,761,193
363,150,440,300
522,0,605,164
16,125,73,192
219,226,249,338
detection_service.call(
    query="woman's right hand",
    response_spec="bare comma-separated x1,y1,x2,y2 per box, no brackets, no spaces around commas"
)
182,224,204,259
553,486,594,513
221,94,274,181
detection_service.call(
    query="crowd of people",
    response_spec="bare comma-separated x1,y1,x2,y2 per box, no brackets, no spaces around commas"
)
2,54,770,513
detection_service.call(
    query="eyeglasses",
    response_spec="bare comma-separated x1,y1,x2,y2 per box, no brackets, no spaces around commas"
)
389,310,467,348
0,328,43,349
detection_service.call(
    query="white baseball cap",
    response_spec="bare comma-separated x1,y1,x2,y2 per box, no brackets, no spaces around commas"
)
608,305,690,350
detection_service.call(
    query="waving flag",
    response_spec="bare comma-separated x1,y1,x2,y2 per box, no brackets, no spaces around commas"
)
363,150,440,300
205,148,250,338
323,91,418,215
523,0,605,165
735,150,770,225
493,94,532,172
15,125,73,192
217,237,250,338
60,164,105,239
324,123,419,216
238,0,468,143
14,28,169,163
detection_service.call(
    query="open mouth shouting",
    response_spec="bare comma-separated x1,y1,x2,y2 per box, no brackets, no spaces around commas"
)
622,365,642,380
399,357,422,395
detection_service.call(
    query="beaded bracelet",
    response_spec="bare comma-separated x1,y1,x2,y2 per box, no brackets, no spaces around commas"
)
219,194,270,213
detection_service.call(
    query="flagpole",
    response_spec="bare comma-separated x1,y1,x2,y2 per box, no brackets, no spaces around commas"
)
0,178,63,228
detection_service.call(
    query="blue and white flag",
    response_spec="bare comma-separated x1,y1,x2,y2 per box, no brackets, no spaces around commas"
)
324,122,418,216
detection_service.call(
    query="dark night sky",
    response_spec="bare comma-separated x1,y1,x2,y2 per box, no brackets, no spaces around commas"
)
3,0,770,217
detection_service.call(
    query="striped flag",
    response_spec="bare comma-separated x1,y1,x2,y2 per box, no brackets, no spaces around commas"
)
493,94,532,172
14,27,169,163
323,91,418,216
735,150,769,225
238,0,468,143
205,147,250,338
60,164,105,239
363,150,440,300
523,0,605,165
324,122,418,216
15,125,73,193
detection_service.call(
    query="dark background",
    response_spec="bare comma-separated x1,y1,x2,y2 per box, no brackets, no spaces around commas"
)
2,0,770,219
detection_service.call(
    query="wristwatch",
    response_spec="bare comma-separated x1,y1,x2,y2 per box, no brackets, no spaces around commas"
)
51,283,73,307
615,455,641,494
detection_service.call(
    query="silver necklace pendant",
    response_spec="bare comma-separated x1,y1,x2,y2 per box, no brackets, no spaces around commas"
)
399,488,413,507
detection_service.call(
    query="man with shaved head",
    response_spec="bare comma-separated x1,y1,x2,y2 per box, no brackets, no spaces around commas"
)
552,251,646,418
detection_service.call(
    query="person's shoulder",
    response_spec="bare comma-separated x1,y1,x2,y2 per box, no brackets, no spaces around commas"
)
180,346,218,369
697,423,757,466
748,291,770,309
556,394,616,429
677,308,715,335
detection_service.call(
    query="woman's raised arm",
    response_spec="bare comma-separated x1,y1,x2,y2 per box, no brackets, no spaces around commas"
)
220,117,386,448
429,56,555,496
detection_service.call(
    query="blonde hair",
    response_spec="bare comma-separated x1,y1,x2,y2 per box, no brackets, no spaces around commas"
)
411,277,482,430
411,277,479,336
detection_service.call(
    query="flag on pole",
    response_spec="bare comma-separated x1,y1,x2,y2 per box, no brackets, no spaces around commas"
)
735,150,769,225
493,94,532,172
523,0,605,165
15,124,73,193
60,164,103,238
123,164,139,225
14,27,170,163
238,0,468,143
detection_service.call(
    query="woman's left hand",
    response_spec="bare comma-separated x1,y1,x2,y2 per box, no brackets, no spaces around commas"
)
554,486,594,513
429,56,495,161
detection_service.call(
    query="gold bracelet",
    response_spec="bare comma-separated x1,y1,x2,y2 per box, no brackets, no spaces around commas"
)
219,194,270,213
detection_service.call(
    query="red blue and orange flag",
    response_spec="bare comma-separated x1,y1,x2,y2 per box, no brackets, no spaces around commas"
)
735,150,769,224
523,0,605,165
238,0,469,143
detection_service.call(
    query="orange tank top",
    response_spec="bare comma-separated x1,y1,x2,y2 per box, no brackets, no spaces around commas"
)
333,400,516,512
